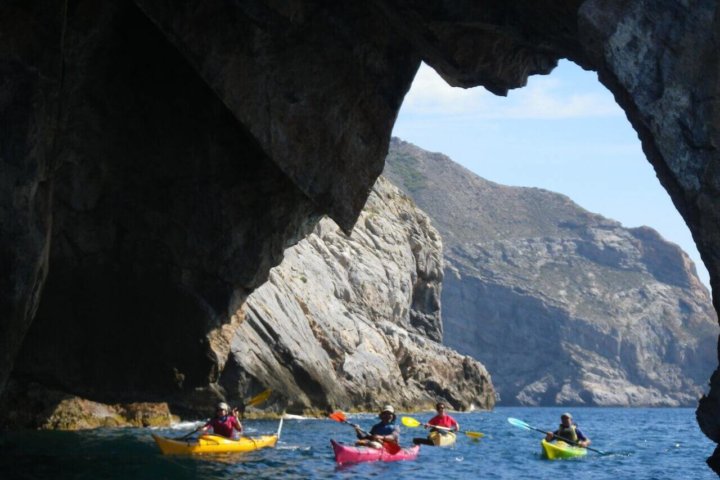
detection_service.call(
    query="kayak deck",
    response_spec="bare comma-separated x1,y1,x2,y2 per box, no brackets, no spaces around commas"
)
541,439,587,460
331,439,420,465
152,433,278,455
429,430,457,447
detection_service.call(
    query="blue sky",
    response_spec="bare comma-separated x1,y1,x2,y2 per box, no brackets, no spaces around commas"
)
392,60,710,287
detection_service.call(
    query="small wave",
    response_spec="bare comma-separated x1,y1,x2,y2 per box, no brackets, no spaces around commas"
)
277,445,312,451
168,421,203,430
282,414,309,420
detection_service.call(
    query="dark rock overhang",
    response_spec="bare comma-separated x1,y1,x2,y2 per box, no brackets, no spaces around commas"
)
1,0,718,472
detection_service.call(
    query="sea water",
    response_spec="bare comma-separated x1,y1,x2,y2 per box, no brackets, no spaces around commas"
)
0,407,715,479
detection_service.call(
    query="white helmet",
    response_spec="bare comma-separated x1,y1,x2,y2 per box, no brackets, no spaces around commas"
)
217,402,230,411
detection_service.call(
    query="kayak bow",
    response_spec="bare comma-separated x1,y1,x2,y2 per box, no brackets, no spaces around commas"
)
429,430,457,447
541,439,587,460
152,433,277,455
330,440,420,465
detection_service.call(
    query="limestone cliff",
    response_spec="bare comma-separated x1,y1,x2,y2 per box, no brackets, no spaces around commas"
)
212,177,494,413
385,138,718,407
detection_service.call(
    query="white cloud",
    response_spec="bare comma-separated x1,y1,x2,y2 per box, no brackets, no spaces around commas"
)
401,63,623,119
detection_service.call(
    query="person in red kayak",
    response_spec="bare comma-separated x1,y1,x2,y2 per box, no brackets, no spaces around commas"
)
200,402,243,439
353,405,400,448
412,402,459,445
545,412,591,447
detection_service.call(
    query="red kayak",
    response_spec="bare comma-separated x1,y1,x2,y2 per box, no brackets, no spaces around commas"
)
330,440,420,465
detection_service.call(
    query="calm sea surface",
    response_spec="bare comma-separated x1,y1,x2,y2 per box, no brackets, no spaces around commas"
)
0,407,715,479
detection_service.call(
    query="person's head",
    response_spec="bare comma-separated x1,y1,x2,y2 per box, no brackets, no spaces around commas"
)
561,412,572,426
217,402,230,416
379,405,396,423
436,402,447,414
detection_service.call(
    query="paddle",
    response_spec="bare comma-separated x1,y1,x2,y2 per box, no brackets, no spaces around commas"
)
328,411,402,454
507,417,607,455
240,388,273,420
401,416,485,439
176,389,273,440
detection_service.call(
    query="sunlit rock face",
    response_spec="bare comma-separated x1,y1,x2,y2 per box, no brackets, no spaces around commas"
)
1,0,719,472
212,177,494,413
385,139,718,408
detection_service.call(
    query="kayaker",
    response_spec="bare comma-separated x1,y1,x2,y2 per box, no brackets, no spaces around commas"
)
353,405,400,448
545,412,590,447
200,402,243,439
412,402,460,445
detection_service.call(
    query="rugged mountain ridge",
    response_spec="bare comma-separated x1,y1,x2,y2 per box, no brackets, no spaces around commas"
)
209,177,495,413
384,138,718,407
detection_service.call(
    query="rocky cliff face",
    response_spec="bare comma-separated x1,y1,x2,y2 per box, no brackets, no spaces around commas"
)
211,177,494,413
385,138,718,407
2,0,720,472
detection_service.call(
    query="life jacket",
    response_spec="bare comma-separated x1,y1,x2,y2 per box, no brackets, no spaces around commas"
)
428,414,458,429
555,424,578,443
207,415,240,438
369,420,398,437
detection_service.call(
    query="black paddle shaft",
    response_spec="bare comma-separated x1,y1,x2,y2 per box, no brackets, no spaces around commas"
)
342,420,369,437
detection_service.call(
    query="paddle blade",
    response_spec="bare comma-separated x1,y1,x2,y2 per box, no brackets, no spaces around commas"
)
507,417,532,431
245,388,272,408
401,416,422,428
328,411,347,423
464,431,484,439
383,441,402,454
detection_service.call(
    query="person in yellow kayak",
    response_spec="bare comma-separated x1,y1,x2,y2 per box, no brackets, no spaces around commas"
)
545,412,590,447
353,405,400,448
412,402,460,445
200,402,243,439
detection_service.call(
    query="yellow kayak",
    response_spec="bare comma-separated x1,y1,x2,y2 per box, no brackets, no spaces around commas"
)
429,430,457,447
541,439,587,460
152,433,278,454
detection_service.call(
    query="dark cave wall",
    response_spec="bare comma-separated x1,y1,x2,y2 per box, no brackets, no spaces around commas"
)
1,0,719,472
11,1,322,400
577,3,720,468
0,0,63,400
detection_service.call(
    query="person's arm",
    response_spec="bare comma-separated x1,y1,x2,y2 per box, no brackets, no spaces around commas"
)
370,425,398,443
354,424,368,439
232,413,243,434
452,417,460,432
381,426,400,443
545,429,556,441
575,428,590,447
200,419,214,434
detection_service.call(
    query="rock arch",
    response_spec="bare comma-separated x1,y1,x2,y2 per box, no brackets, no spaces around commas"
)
1,0,719,472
